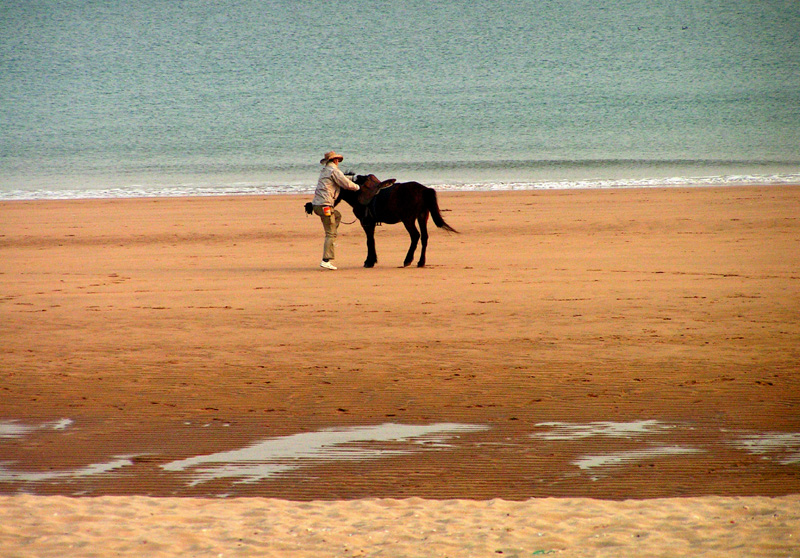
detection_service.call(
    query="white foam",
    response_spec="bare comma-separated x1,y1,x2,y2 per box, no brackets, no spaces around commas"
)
432,173,800,193
2,173,798,201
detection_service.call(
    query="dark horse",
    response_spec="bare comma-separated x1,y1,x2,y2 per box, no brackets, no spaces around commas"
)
336,174,458,268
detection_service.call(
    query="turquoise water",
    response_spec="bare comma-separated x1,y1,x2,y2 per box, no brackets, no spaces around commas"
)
1,0,799,199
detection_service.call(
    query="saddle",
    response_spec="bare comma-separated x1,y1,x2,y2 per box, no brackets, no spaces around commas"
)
358,178,396,223
358,179,393,205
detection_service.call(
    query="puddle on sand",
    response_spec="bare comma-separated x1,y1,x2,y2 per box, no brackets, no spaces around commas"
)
573,446,703,470
531,420,677,441
0,457,134,482
731,432,800,465
531,421,800,476
0,418,73,439
0,419,136,483
161,422,489,486
3,418,798,491
532,420,702,477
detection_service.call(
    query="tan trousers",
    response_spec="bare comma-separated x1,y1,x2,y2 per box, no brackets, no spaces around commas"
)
313,205,342,261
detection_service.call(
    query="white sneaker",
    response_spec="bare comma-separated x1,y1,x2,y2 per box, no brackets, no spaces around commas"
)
320,261,337,270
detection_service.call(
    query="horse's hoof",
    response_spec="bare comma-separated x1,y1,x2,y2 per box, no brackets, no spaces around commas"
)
417,262,425,268
364,262,375,268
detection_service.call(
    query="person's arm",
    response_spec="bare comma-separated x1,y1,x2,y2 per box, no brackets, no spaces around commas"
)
331,167,360,191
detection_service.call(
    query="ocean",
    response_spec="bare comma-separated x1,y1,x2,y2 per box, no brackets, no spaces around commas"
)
1,0,799,200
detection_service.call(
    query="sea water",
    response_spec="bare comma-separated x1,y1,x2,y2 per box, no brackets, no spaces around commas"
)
1,0,799,200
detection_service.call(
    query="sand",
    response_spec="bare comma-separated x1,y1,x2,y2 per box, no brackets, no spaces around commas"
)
1,494,798,557
1,185,799,555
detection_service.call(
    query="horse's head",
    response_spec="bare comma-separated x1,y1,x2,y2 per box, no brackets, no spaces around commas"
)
335,172,361,206
354,174,394,189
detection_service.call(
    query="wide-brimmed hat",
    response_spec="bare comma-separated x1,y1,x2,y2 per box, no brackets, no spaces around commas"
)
320,150,344,164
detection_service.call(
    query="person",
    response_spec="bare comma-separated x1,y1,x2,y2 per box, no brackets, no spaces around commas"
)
311,151,361,270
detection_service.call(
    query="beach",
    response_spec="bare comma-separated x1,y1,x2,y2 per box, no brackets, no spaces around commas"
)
2,186,799,555
1,494,798,557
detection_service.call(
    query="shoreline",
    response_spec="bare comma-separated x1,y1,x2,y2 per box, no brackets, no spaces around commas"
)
2,172,799,201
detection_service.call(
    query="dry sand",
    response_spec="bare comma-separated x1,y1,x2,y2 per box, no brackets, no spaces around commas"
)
1,185,799,555
1,494,798,557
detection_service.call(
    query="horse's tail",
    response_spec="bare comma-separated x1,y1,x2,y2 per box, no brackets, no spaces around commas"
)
424,187,458,233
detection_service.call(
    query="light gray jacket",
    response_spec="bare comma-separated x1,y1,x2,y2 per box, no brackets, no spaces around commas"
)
312,163,360,206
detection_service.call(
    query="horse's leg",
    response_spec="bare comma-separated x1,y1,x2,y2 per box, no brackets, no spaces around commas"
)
417,212,429,267
362,221,377,268
402,218,420,267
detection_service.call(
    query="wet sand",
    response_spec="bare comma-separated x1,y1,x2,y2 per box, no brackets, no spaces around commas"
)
1,185,799,554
